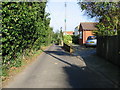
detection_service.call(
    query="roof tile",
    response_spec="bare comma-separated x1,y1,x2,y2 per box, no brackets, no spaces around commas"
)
80,22,98,30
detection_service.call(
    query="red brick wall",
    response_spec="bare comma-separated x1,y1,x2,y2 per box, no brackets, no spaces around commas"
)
83,31,93,44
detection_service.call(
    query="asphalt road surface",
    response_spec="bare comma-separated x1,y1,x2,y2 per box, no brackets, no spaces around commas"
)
5,45,115,88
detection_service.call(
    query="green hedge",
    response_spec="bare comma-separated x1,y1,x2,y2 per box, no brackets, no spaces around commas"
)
2,2,53,76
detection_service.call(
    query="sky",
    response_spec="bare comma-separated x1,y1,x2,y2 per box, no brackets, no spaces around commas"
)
45,0,98,32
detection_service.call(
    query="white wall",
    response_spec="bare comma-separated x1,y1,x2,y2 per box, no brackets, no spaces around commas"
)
74,28,79,36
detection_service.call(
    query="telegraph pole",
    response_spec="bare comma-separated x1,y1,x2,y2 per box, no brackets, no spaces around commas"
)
64,2,67,35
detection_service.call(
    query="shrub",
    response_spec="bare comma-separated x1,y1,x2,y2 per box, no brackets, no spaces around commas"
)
72,35,79,44
63,35,72,45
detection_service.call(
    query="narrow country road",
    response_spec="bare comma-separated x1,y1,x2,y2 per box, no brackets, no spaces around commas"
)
5,45,115,88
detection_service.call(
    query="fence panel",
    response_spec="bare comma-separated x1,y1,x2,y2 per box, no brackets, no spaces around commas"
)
97,35,120,66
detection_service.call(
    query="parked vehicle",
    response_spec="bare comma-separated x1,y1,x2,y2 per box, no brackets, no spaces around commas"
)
85,36,97,47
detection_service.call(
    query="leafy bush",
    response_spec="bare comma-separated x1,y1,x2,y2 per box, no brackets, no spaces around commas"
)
63,35,72,45
1,2,54,76
72,35,79,44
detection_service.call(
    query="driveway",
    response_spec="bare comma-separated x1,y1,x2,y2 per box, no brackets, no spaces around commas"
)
4,45,116,88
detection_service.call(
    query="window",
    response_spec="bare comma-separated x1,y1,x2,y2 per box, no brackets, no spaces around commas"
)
87,36,96,40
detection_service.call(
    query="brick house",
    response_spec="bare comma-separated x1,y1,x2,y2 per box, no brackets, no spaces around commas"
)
79,22,98,45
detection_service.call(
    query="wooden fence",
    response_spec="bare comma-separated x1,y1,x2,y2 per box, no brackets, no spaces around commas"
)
96,35,120,66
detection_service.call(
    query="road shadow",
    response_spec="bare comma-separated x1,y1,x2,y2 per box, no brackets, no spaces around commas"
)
73,45,120,88
43,45,75,56
63,65,115,88
82,54,120,88
44,51,71,56
43,48,100,88
44,50,73,67
42,45,116,88
72,45,96,52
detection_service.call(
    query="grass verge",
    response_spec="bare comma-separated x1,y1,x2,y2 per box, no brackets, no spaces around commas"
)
2,45,52,87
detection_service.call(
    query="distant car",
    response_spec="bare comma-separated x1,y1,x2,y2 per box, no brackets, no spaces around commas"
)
85,36,97,47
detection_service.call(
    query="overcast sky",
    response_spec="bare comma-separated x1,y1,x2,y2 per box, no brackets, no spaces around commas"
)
45,1,98,32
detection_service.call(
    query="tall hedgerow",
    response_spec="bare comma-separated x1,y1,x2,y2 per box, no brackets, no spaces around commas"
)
2,2,53,76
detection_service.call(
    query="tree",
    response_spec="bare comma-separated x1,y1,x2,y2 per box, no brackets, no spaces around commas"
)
78,1,120,36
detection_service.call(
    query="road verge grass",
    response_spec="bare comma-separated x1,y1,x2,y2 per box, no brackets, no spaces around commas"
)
2,45,52,87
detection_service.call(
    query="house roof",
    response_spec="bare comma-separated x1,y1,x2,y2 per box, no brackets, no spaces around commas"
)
80,22,98,31
75,25,80,30
63,31,73,35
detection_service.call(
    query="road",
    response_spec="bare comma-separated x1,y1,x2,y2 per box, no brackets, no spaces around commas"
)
4,45,115,88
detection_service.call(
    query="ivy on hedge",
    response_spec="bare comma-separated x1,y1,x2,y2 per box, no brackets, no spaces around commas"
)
2,2,53,75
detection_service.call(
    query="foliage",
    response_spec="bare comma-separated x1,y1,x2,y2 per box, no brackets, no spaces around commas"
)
63,35,72,45
53,30,63,45
58,30,63,45
72,35,79,44
2,2,53,76
78,1,120,36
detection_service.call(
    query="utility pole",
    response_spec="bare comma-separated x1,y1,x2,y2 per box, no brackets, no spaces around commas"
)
64,2,67,35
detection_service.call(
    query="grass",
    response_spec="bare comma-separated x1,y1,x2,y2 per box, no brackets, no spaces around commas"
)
2,45,52,87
